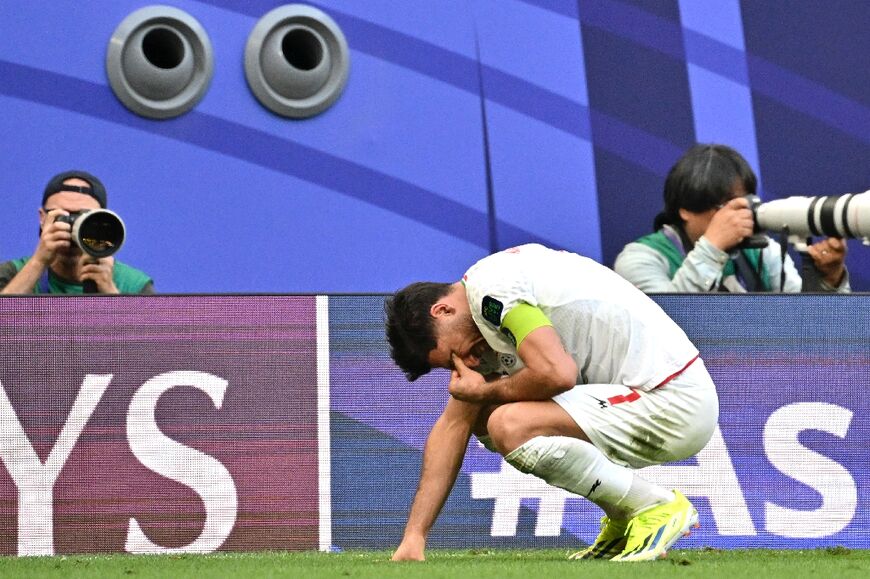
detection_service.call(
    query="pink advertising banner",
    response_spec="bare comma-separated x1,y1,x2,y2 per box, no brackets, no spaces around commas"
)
0,296,320,555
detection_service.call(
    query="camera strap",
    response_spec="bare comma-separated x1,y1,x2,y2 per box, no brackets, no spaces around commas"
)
37,269,51,294
779,228,790,292
732,251,765,292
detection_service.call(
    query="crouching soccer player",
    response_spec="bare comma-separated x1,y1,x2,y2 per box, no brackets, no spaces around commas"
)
385,244,718,562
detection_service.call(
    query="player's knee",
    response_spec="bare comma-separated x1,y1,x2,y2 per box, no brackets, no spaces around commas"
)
488,401,589,456
486,404,539,455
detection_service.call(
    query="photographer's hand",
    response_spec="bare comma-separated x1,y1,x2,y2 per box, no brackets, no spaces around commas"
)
79,256,119,294
704,197,755,252
807,237,847,287
1,210,75,294
34,209,72,265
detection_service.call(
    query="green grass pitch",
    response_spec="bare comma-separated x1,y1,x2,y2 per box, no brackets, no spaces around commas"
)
1,548,867,578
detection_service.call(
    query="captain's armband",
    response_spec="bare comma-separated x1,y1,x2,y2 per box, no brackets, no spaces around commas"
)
500,303,552,348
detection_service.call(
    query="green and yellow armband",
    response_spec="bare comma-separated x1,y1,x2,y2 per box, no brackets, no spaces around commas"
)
501,303,552,348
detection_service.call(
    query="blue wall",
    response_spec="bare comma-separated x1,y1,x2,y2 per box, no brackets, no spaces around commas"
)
1,0,868,292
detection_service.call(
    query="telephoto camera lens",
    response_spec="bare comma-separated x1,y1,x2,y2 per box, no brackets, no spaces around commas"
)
63,210,127,258
753,190,870,241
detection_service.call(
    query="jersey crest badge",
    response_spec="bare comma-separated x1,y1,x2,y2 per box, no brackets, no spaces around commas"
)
498,352,517,369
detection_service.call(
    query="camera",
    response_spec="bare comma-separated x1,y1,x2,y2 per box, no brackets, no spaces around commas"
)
55,209,126,258
742,190,870,248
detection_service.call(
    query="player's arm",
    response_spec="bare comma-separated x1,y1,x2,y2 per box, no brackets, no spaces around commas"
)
0,258,46,294
2,209,71,295
449,304,578,403
392,396,480,561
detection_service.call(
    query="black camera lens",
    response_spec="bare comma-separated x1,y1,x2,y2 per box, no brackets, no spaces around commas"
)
78,213,125,256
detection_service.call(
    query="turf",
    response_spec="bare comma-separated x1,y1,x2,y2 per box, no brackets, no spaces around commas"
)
1,548,867,578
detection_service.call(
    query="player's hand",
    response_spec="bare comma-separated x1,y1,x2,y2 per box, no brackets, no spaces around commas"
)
448,354,489,403
34,209,72,265
391,535,425,561
79,255,119,294
807,237,847,287
704,197,755,252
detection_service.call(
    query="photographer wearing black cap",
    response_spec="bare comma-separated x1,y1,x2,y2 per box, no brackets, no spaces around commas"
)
0,170,153,294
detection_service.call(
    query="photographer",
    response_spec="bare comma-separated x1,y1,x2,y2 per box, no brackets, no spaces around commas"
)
0,170,153,294
614,144,849,293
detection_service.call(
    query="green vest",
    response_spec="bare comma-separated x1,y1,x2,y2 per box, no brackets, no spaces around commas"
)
636,230,771,291
12,258,152,294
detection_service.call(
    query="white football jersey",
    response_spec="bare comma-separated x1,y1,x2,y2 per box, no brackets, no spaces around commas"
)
462,244,699,391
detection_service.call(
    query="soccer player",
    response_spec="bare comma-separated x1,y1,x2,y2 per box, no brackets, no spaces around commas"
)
384,244,718,562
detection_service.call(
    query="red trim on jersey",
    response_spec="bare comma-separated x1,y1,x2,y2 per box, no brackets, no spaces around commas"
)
607,390,641,405
654,354,700,389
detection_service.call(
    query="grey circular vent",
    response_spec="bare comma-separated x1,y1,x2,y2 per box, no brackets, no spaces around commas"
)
106,6,213,119
245,4,350,119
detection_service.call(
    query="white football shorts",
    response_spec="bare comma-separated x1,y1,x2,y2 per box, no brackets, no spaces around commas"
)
552,357,719,469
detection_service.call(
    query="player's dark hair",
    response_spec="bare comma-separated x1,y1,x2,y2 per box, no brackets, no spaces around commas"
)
384,281,453,381
654,143,757,230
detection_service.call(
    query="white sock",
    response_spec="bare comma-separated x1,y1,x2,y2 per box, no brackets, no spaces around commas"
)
622,474,676,518
505,436,674,519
